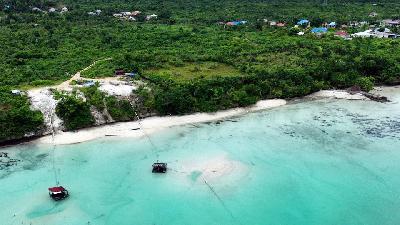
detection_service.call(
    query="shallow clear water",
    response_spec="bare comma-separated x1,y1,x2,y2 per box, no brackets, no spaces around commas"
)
1,89,400,225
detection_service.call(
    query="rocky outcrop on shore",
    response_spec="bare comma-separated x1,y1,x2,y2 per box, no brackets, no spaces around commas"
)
28,89,64,135
346,85,390,103
23,79,139,140
308,86,390,103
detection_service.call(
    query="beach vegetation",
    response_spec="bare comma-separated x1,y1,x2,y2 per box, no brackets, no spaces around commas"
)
80,83,106,110
105,96,136,121
55,93,95,130
0,88,44,142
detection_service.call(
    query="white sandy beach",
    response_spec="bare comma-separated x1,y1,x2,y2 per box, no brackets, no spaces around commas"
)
34,99,287,145
30,86,400,146
32,87,388,146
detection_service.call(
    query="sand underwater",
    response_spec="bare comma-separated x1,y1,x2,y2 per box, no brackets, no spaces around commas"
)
1,88,400,225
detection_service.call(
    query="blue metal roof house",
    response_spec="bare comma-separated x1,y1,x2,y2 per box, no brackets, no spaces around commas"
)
125,72,138,77
83,80,96,87
311,27,328,33
297,19,309,25
226,20,247,26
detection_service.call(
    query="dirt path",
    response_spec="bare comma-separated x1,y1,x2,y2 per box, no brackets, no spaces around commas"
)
26,57,138,135
28,57,116,92
57,57,113,90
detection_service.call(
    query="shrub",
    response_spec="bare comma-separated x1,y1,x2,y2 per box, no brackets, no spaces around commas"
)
0,89,44,142
354,77,374,91
105,96,135,121
55,94,94,130
80,84,106,110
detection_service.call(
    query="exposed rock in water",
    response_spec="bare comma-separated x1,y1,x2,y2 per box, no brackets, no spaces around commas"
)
0,152,21,170
346,86,390,103
362,93,389,103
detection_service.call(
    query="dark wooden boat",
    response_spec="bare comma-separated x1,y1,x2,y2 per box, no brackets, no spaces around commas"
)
152,162,167,173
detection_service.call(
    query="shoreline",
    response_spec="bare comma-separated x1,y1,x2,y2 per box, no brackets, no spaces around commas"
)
4,86,398,148
33,99,287,145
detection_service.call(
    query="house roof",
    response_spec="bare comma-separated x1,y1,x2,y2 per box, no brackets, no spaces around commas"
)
227,21,245,26
297,19,309,25
383,19,400,25
311,27,328,33
83,81,95,87
335,31,348,36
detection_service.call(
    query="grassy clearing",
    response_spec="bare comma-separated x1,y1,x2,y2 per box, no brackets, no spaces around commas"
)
145,62,242,81
81,60,116,78
17,80,65,90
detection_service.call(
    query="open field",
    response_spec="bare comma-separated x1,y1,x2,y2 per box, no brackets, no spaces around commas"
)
145,62,243,81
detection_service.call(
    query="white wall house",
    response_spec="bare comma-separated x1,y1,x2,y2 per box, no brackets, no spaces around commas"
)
352,29,398,39
61,7,68,13
146,14,158,20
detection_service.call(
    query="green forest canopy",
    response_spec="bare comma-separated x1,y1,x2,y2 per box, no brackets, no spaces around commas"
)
1,0,400,87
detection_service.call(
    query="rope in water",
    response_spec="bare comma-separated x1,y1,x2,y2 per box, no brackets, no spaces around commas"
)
134,109,241,224
169,167,242,225
50,106,60,186
202,178,239,222
133,111,159,159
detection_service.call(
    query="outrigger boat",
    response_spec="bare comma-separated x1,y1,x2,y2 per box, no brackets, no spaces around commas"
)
48,186,69,201
152,162,167,173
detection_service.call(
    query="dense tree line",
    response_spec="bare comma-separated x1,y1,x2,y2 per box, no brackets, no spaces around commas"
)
54,86,137,130
0,88,43,142
138,62,378,115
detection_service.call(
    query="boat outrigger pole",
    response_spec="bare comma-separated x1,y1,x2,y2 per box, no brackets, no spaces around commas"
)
48,106,69,201
133,110,168,173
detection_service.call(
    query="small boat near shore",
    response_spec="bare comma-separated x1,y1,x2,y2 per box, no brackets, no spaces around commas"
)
48,186,69,201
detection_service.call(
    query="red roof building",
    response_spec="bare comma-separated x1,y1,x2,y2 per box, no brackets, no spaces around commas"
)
115,69,125,76
335,31,349,37
276,22,286,27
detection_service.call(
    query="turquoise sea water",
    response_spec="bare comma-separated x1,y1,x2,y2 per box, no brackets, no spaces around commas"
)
1,89,400,225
